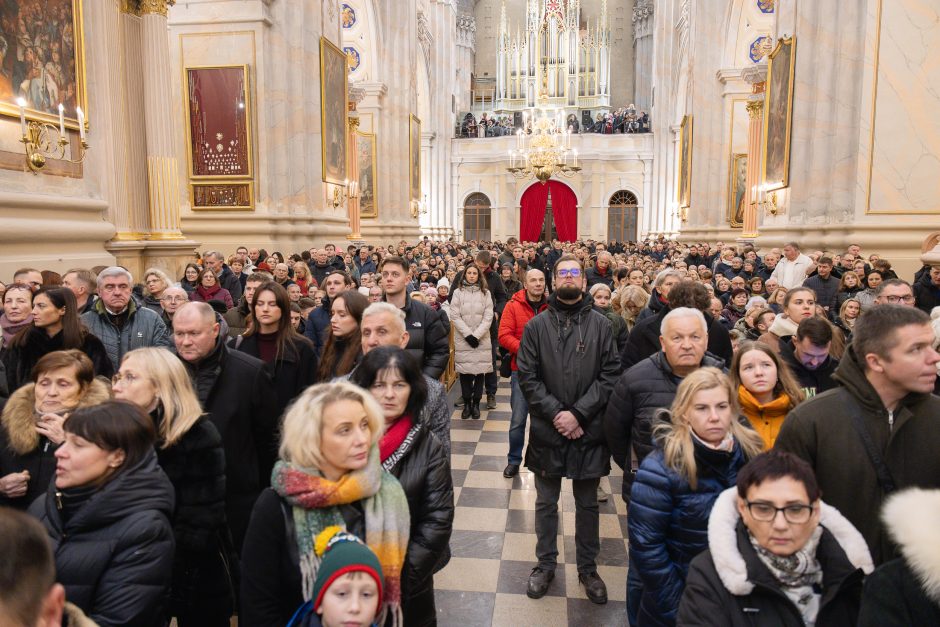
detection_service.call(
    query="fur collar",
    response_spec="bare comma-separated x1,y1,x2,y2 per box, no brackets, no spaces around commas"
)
882,488,940,603
64,602,99,627
1,379,111,455
708,488,874,595
768,314,798,339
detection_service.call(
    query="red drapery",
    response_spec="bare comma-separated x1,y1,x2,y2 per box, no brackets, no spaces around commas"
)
548,181,578,242
519,183,550,242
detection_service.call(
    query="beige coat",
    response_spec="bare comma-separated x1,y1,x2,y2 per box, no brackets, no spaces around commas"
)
450,285,494,375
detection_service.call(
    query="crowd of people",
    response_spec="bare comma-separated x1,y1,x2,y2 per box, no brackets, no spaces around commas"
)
458,105,651,138
0,234,939,626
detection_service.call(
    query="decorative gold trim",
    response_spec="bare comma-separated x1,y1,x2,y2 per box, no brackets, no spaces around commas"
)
112,231,150,241
148,231,186,241
761,36,796,191
138,0,173,17
183,64,254,180
356,129,378,219
746,99,764,118
728,153,747,228
678,114,693,209
409,114,422,202
320,37,349,185
190,180,255,211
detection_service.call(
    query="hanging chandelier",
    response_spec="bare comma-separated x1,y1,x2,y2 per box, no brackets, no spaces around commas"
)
507,109,581,183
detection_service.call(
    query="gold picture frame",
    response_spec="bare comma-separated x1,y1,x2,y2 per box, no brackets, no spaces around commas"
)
678,114,693,208
183,65,253,180
357,129,378,219
409,114,421,202
729,153,747,228
0,0,88,130
190,180,254,211
320,36,349,185
762,36,796,191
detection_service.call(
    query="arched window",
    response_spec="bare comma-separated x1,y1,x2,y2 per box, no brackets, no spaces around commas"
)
607,190,639,243
463,193,492,242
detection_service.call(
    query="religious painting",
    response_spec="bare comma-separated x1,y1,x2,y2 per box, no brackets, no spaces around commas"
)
191,181,254,211
678,114,693,208
0,0,87,129
763,36,796,190
320,36,348,185
185,65,252,179
409,114,421,202
357,130,377,219
729,153,747,228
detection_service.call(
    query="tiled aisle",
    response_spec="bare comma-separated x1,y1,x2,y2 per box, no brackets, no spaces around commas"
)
434,389,629,627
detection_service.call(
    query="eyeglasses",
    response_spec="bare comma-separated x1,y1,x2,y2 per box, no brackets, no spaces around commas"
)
557,268,582,278
162,296,187,303
883,294,915,304
112,372,144,386
745,501,814,524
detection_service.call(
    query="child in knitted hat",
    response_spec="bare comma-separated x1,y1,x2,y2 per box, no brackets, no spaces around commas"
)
288,526,385,627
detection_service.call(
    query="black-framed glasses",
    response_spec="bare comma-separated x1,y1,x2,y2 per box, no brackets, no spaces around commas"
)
745,501,814,524
884,294,915,304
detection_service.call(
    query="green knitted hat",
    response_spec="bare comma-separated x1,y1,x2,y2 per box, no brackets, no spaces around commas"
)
312,526,384,612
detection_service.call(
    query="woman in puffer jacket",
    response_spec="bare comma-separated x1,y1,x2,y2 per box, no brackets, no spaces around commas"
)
628,368,764,626
449,264,494,419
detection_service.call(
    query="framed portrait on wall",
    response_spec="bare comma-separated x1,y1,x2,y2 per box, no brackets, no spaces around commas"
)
409,114,421,202
185,65,253,179
763,36,796,190
0,0,88,129
729,153,747,227
320,36,348,185
357,130,377,219
678,114,693,208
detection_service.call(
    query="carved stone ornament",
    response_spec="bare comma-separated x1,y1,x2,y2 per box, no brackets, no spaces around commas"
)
137,0,174,16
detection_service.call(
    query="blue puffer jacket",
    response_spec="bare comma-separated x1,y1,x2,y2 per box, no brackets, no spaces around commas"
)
628,438,748,627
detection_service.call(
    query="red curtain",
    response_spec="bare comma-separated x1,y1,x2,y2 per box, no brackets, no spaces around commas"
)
549,181,578,242
519,183,550,242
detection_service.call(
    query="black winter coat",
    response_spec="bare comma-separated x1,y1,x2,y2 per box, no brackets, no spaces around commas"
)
230,333,318,420
585,264,614,289
604,351,727,500
1,327,113,392
517,294,620,480
913,271,940,314
778,340,839,397
183,335,280,553
393,297,451,379
622,307,733,370
30,450,176,627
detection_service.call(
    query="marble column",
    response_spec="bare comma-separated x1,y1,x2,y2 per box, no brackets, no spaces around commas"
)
347,115,361,241
741,64,767,238
632,0,654,111
139,0,183,240
641,157,653,238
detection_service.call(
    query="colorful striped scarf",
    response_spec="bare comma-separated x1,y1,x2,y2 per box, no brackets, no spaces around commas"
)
271,447,410,626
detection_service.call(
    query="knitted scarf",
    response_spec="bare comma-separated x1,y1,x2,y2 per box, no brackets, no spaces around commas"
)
0,313,33,346
271,448,410,626
749,526,824,625
379,415,414,464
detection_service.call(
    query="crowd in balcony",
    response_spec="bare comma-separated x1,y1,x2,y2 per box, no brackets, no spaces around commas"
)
457,105,651,139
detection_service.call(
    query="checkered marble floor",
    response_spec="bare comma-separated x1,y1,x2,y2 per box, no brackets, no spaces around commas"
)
434,387,629,627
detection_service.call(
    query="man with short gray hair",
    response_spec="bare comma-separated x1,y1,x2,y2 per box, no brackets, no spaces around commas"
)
80,266,172,369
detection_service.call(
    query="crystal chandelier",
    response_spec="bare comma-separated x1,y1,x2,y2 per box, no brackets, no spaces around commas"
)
507,109,581,183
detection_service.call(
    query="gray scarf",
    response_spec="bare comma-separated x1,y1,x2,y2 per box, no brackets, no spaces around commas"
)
749,526,824,625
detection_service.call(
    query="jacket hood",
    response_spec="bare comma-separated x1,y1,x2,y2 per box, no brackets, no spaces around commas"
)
706,488,874,595
547,291,595,313
2,379,111,455
510,288,546,308
882,488,940,603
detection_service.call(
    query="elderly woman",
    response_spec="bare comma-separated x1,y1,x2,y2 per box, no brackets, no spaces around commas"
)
30,400,176,627
190,268,234,310
0,350,110,509
450,264,494,419
240,381,410,626
1,283,33,349
142,268,173,314
351,346,454,627
679,450,873,626
616,284,650,334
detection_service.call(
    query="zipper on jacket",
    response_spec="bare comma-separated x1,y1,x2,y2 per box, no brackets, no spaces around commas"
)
887,410,894,433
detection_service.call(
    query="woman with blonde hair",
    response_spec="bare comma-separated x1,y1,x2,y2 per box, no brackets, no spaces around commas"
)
112,347,234,626
730,341,804,449
292,261,314,295
628,368,763,626
240,381,410,626
615,284,650,333
142,268,173,314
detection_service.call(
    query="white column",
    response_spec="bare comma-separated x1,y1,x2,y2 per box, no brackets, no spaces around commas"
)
642,157,653,238
632,1,654,111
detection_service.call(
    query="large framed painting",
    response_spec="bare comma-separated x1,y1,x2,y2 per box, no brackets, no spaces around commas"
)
0,0,87,129
763,36,796,190
678,114,693,208
185,65,252,179
409,114,421,202
191,181,254,211
729,153,747,227
320,36,348,185
357,130,377,219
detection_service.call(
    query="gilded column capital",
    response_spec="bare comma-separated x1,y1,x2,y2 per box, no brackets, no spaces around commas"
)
746,99,764,119
348,116,361,132
138,0,174,17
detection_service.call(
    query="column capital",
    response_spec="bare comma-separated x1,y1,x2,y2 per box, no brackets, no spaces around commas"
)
745,99,764,119
135,0,175,17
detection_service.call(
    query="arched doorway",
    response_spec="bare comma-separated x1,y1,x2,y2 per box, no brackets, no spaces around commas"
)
607,190,639,242
520,181,578,242
463,193,492,241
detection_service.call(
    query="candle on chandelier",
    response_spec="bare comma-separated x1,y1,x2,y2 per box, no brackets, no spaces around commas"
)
58,103,65,136
76,107,86,141
16,98,26,136
572,149,578,167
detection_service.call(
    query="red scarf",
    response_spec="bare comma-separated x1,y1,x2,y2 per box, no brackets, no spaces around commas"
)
380,415,414,462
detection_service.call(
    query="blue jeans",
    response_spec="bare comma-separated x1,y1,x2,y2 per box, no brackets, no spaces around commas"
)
508,371,528,465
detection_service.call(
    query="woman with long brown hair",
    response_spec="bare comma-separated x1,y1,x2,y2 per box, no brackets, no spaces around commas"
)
730,341,805,449
316,289,368,381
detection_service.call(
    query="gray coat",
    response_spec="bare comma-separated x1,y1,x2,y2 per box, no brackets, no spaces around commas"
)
450,285,494,375
81,299,173,370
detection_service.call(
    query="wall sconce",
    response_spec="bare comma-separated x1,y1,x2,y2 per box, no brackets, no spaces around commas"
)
17,99,89,174
757,184,779,215
331,179,359,209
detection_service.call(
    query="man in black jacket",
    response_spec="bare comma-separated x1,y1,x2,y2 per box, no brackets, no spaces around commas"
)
778,317,840,397
517,254,620,605
173,302,279,553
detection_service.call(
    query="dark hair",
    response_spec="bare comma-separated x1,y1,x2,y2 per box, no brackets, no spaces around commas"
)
245,281,312,361
736,450,820,502
65,400,157,482
10,287,85,350
796,317,833,347
873,278,912,298
667,280,711,312
783,287,815,308
460,264,489,295
317,290,368,380
552,253,583,276
181,263,201,283
475,250,492,266
379,255,409,274
0,508,56,626
246,272,271,285
32,349,95,387
350,346,428,419
324,269,353,286
817,256,834,266
853,304,930,366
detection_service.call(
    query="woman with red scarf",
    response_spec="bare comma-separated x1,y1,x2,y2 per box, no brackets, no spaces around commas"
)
188,268,234,310
351,345,454,627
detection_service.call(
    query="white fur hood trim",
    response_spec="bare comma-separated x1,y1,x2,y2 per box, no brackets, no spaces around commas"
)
883,488,940,603
707,488,874,595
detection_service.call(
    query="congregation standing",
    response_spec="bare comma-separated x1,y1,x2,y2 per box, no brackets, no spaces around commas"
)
0,234,939,627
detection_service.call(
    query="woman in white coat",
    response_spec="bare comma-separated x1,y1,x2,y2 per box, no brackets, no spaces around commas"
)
450,264,494,419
